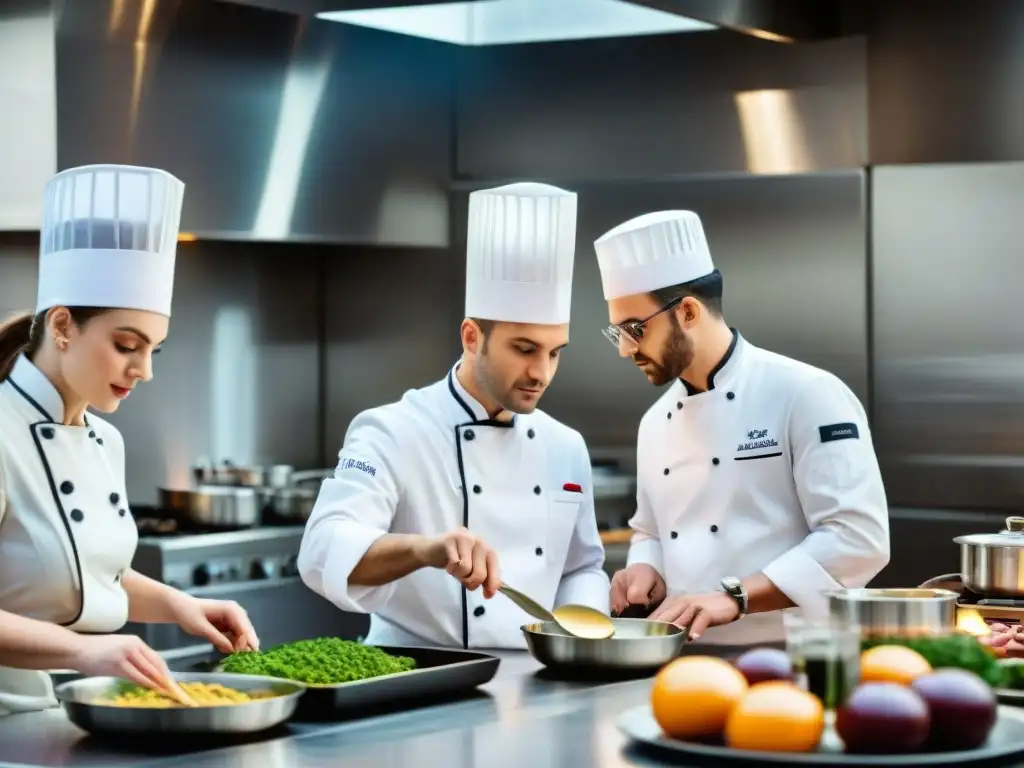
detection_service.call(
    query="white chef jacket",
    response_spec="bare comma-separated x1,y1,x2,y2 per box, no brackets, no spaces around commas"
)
0,355,138,715
298,362,611,650
627,331,889,645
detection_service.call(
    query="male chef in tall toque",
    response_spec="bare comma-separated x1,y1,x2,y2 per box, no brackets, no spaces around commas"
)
593,210,890,646
299,182,610,649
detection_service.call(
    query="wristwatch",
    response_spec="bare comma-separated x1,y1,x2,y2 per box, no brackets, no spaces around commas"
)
720,577,748,619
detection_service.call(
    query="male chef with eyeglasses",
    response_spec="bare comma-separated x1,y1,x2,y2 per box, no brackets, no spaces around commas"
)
298,183,610,649
593,210,890,645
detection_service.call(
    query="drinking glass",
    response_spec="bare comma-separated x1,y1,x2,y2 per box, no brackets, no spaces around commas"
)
783,609,861,711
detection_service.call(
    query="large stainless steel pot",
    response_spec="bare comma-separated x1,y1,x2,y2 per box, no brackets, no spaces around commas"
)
262,469,330,523
828,588,959,637
158,486,260,529
953,516,1024,597
266,487,317,522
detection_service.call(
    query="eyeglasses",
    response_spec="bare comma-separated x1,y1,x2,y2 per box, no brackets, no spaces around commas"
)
601,297,682,349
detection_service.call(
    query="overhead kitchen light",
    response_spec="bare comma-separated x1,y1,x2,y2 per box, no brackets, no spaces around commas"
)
316,0,716,46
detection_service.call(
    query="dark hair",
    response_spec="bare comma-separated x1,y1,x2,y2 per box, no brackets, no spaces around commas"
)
651,269,724,317
468,318,496,354
0,307,110,381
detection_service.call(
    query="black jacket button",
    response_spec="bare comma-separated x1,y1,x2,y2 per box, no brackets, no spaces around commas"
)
670,531,678,539
41,427,54,440
473,606,485,617
712,458,720,465
119,508,127,517
535,547,543,556
88,431,96,438
667,412,672,420
663,468,670,475
726,392,735,400
710,525,719,533
464,429,475,441
110,492,120,505
533,486,541,495
676,401,683,409
70,509,84,523
527,428,535,439
473,484,482,494
96,438,104,445
60,481,74,495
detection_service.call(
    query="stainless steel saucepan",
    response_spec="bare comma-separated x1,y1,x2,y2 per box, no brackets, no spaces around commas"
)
158,486,260,529
951,516,1024,597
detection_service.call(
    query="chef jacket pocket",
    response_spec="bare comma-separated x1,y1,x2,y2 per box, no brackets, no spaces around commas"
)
544,491,581,564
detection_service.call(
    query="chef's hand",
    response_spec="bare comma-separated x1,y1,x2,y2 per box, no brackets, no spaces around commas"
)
610,564,667,615
648,592,741,640
72,635,179,696
420,527,501,599
171,596,260,654
979,623,1024,657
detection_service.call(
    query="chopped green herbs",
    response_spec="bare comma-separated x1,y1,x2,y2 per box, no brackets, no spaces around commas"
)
220,637,416,685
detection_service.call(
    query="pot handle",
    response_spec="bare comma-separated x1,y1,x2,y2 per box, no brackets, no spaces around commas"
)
1006,516,1024,532
918,573,963,590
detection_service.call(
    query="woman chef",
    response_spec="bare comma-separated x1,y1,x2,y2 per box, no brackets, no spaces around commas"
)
592,210,891,645
0,164,258,716
298,182,610,649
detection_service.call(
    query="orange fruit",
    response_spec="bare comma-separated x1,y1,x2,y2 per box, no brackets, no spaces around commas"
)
651,656,749,740
860,645,932,685
725,681,825,752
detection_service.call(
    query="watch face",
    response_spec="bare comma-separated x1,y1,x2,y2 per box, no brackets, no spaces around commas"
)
722,577,741,593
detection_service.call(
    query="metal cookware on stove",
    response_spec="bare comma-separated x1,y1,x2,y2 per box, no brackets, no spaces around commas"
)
158,486,261,530
191,459,266,488
263,469,331,523
951,516,1024,598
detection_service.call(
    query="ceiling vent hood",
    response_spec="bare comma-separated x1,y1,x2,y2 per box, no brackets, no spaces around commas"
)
0,0,453,246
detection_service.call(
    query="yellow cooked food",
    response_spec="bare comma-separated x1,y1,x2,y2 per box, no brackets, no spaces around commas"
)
96,681,277,708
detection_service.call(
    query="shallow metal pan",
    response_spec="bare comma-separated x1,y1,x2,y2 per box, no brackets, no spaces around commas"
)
188,645,500,717
522,617,687,673
54,672,305,736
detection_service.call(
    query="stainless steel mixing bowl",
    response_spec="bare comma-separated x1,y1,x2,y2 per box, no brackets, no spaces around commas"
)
522,617,687,671
54,672,305,736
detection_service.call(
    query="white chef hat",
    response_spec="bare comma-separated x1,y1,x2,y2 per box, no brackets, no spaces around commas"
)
464,182,578,325
35,164,185,317
593,210,714,300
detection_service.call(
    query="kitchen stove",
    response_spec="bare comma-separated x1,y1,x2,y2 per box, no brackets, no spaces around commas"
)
920,573,1024,635
132,525,305,590
122,518,368,651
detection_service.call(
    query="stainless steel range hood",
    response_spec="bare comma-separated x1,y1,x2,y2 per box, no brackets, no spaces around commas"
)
0,0,453,245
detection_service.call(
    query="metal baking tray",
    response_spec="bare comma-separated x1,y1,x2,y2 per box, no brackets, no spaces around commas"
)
183,645,501,717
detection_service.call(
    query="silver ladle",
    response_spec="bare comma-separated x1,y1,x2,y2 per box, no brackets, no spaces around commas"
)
498,582,615,640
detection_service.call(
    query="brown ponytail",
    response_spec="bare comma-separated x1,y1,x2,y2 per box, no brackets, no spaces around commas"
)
0,312,38,381
0,307,113,382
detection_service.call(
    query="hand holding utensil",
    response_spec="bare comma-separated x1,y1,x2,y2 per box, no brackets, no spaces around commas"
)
499,582,615,639
71,635,198,707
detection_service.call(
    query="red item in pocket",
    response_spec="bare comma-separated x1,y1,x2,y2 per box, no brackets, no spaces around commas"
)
562,483,583,493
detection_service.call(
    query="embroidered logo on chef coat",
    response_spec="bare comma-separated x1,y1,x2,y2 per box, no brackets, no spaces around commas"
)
338,457,377,477
736,429,779,452
819,422,859,443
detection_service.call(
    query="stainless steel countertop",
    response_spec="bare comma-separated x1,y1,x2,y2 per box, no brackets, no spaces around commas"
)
0,651,686,768
3,646,1021,768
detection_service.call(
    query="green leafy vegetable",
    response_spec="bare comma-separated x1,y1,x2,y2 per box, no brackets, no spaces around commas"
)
860,634,1007,688
220,637,416,685
998,658,1024,690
